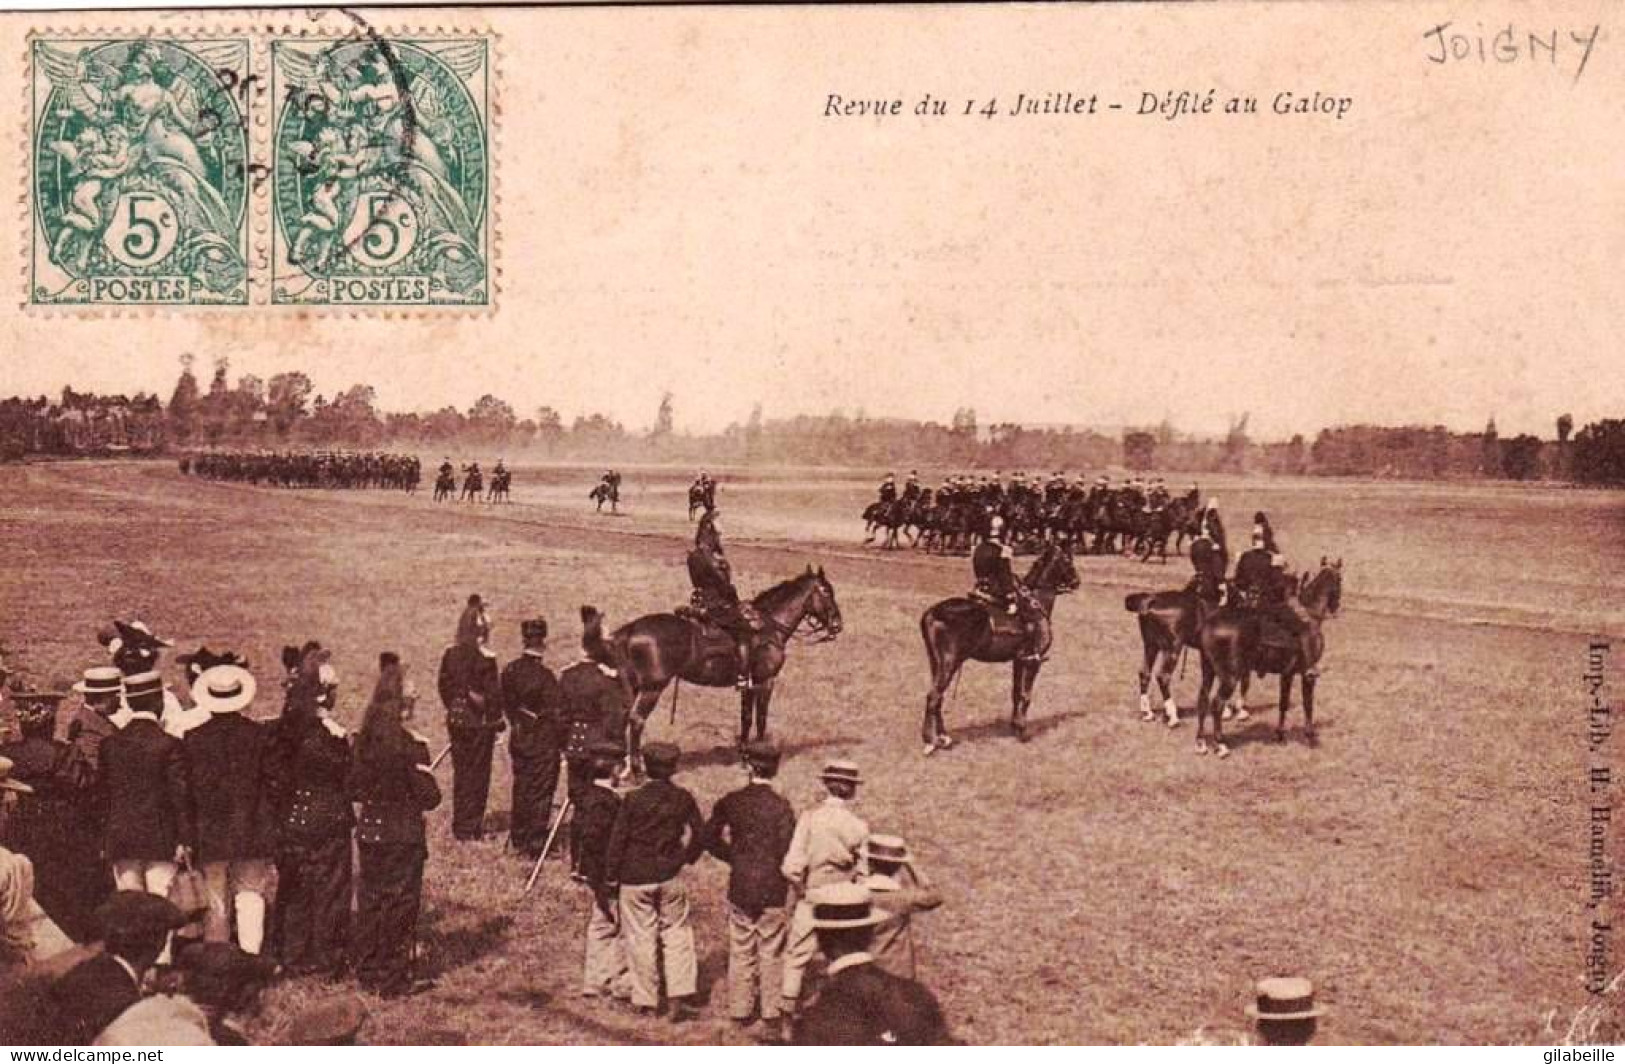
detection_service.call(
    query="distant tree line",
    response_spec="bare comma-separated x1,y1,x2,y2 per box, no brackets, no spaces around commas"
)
3,358,1623,486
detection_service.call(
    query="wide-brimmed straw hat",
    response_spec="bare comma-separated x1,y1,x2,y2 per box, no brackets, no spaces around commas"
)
820,759,862,786
863,834,911,865
807,883,885,929
73,666,123,696
1245,977,1328,1021
191,664,257,714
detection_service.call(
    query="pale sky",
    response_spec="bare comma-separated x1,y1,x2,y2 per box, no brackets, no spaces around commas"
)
3,3,1619,439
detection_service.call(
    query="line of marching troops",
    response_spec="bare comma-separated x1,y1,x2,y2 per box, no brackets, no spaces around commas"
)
0,605,953,1045
182,451,423,492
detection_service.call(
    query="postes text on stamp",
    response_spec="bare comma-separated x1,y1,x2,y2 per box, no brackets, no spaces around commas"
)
271,36,491,307
30,37,251,306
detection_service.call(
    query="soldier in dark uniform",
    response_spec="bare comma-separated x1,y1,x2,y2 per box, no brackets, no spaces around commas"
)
560,608,630,808
1198,498,1229,576
436,595,504,841
969,517,1042,662
349,654,440,998
876,474,897,506
501,618,563,858
1231,524,1282,610
901,472,922,505
790,883,953,1046
1230,512,1316,674
686,511,761,689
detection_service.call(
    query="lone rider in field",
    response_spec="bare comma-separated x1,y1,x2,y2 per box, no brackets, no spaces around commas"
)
686,510,762,688
1231,512,1317,677
969,516,1043,662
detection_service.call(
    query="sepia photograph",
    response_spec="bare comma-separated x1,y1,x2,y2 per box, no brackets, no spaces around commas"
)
0,0,1619,1047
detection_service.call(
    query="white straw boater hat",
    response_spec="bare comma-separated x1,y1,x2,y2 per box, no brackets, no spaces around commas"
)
1245,977,1328,1022
806,883,885,929
192,664,257,714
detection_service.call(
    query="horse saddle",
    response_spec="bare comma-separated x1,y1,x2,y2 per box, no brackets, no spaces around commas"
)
1253,612,1300,653
968,586,1018,615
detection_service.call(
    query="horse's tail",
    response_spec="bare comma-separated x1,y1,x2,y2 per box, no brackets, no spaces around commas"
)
1125,592,1152,613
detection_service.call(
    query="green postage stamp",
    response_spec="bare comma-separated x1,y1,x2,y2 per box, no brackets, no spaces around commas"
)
25,29,492,308
271,37,492,307
30,37,252,306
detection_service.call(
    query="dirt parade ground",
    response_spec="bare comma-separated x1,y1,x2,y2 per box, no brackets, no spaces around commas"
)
2,459,1622,1044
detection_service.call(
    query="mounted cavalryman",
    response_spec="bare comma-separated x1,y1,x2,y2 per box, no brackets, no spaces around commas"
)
969,517,1042,662
685,511,761,689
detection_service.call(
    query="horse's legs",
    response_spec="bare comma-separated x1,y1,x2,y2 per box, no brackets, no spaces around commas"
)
1302,672,1318,746
1156,648,1180,727
753,680,774,742
1195,655,1214,753
738,687,752,748
1137,644,1157,722
1010,660,1036,741
1275,672,1296,742
922,659,960,755
624,689,663,781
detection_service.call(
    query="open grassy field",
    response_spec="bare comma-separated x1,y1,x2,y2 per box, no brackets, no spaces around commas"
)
2,459,1622,1044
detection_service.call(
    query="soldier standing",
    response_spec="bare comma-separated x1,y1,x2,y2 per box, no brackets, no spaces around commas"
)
573,739,630,1004
437,596,504,842
560,608,629,809
501,618,563,858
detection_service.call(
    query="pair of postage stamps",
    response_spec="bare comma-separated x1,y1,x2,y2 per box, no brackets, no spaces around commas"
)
28,29,491,307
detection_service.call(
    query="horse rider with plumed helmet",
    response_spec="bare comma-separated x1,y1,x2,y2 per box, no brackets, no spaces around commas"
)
970,516,1043,662
685,510,762,689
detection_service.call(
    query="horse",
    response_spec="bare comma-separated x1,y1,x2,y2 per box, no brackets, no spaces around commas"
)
590,480,619,513
687,481,715,520
460,467,484,502
1167,488,1202,554
485,468,512,503
918,541,1080,754
1125,585,1206,729
433,469,456,502
595,566,843,776
1194,557,1343,757
862,499,909,549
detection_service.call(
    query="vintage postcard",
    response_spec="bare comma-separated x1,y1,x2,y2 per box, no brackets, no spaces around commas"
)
0,0,1619,1049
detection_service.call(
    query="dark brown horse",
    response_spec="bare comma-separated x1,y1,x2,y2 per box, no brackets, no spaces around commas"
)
918,542,1080,754
1194,557,1343,757
597,566,843,774
1124,581,1221,728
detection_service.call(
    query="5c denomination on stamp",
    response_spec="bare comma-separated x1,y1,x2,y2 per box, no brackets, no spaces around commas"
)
271,36,491,307
30,37,252,306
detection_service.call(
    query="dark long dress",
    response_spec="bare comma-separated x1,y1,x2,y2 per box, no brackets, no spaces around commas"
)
273,717,354,976
348,722,440,996
0,734,107,942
